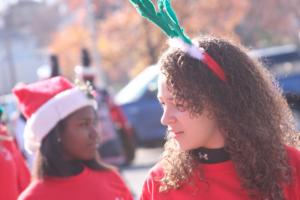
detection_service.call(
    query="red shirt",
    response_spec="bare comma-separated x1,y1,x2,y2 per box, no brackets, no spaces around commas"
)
140,146,300,200
0,125,30,200
18,167,133,200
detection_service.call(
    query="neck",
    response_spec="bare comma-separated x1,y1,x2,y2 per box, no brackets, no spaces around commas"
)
65,160,84,176
45,160,84,178
193,147,230,164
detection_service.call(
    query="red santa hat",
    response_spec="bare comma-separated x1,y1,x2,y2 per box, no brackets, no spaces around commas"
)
12,76,96,154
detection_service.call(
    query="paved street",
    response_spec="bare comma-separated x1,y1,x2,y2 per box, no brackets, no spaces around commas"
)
121,147,163,199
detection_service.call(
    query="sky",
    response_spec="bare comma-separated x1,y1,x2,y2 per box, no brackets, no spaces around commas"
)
0,0,57,13
0,0,18,13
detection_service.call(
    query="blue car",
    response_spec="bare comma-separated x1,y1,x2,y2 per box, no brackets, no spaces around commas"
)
115,65,164,146
116,45,300,146
278,73,300,130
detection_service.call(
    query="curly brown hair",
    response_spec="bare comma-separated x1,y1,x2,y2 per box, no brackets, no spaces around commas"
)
158,35,300,199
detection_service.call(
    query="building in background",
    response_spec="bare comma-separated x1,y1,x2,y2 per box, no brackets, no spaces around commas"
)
0,33,43,95
0,0,60,95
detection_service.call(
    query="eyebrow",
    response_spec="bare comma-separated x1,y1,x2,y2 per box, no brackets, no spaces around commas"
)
75,118,90,122
76,115,96,121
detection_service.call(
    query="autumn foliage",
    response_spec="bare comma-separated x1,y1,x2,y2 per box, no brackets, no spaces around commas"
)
49,0,299,89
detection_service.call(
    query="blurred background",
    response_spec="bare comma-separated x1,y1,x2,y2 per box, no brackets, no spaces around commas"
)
0,0,300,198
0,0,299,93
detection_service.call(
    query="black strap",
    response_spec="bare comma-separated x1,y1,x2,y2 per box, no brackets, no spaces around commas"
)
193,147,230,164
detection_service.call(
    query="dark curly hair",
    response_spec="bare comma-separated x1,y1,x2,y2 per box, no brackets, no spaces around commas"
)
158,35,300,199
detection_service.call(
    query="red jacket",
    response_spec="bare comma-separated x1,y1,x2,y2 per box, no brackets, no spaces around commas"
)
18,167,133,200
0,124,30,200
140,146,300,200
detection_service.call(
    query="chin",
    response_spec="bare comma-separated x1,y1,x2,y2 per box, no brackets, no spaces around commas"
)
80,153,96,161
177,143,191,151
178,142,201,151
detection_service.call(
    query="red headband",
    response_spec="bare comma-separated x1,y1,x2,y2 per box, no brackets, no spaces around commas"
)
168,38,227,82
202,52,227,82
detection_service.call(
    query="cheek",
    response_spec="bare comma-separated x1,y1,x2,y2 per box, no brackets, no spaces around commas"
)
194,114,216,131
63,137,81,155
62,129,88,150
183,116,217,140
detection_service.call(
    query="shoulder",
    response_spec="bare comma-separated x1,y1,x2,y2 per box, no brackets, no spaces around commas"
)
92,168,129,187
286,145,300,164
147,162,165,180
284,146,300,198
92,169,133,199
141,163,164,196
285,145,300,177
94,168,123,179
18,180,46,200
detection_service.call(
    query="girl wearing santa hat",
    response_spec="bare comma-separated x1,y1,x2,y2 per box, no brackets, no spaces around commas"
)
14,76,133,200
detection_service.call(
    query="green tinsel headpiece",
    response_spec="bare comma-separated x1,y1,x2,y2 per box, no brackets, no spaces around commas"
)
130,0,192,44
0,106,3,120
129,0,227,82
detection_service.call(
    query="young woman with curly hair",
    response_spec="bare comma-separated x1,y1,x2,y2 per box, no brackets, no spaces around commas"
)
140,36,300,200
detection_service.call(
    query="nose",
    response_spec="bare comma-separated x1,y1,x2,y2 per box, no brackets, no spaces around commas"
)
89,123,99,141
160,107,176,126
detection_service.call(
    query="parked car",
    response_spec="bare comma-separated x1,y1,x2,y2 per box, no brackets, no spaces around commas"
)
115,65,164,146
277,70,300,130
254,44,300,130
115,45,300,146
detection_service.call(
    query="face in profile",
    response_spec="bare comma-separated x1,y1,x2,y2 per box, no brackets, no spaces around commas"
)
157,73,225,151
60,106,100,161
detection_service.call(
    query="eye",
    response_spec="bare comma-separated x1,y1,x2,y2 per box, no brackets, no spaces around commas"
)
79,120,90,127
159,101,166,108
82,122,89,127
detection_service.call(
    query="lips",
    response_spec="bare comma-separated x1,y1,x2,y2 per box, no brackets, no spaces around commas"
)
168,130,184,137
88,142,99,150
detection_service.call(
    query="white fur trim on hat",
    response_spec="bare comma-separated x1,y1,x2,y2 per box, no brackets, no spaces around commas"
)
168,38,205,60
24,88,97,154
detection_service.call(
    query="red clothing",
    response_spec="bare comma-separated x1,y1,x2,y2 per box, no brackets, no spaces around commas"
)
18,167,133,200
140,146,300,200
0,124,30,200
